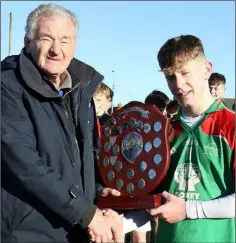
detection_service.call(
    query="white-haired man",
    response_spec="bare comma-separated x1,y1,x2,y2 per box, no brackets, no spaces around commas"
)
1,4,122,243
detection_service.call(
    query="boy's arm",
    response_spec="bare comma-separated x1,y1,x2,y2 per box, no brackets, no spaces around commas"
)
186,193,235,219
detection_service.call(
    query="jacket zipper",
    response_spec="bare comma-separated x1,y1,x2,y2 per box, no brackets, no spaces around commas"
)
61,83,81,166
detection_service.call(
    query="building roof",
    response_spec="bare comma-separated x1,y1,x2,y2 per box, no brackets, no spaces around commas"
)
222,98,235,109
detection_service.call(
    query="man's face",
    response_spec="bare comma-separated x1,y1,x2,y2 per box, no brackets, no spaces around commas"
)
24,16,76,77
209,83,225,99
164,57,212,109
93,93,111,116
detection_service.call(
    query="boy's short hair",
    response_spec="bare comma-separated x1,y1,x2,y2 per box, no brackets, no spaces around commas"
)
94,82,114,101
157,35,206,75
208,73,226,86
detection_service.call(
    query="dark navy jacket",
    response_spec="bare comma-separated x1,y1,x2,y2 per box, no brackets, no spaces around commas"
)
1,49,103,242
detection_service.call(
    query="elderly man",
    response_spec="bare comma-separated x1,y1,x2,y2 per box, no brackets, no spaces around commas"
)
1,4,122,243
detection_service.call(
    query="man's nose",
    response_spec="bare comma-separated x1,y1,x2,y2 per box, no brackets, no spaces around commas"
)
49,41,61,55
174,73,185,88
210,88,216,95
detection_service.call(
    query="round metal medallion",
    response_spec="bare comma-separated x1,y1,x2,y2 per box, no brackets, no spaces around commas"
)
148,169,156,180
112,145,120,155
114,126,122,136
153,154,162,165
104,127,111,137
107,170,115,181
153,137,161,148
144,141,152,152
110,156,117,166
143,123,151,134
116,179,123,190
135,121,143,131
102,157,109,167
109,118,116,127
153,121,161,132
126,168,135,179
137,178,146,190
126,183,134,193
115,161,122,172
139,161,147,172
103,142,111,153
109,136,116,146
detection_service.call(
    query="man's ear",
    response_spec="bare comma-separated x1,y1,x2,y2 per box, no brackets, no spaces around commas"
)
24,36,31,52
205,61,212,80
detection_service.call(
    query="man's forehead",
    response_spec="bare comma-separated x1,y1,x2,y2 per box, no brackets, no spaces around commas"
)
163,64,190,75
162,60,197,75
37,17,76,36
162,56,204,75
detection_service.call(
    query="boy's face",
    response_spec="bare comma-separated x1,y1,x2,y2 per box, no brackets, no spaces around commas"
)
209,83,226,99
93,92,111,116
164,56,212,109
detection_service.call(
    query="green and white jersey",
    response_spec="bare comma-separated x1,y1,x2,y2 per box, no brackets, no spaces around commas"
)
155,99,235,243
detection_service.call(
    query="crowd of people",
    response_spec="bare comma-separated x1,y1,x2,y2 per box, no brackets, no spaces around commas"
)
1,3,235,243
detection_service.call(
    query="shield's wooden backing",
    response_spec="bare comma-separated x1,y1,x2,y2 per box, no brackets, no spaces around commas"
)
98,102,170,196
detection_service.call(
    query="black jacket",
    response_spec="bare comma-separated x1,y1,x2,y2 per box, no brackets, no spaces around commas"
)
1,49,103,242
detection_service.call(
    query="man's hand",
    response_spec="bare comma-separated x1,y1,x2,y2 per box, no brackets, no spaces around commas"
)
87,208,113,243
103,209,123,241
88,208,123,242
147,191,186,223
89,187,122,242
99,187,121,197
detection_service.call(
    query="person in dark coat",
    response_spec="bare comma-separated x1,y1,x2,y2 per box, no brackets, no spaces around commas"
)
1,3,122,243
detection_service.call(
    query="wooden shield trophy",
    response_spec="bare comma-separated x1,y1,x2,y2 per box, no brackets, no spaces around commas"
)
96,101,171,209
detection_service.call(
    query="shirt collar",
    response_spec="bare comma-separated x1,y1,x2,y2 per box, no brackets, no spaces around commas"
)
172,98,225,122
58,70,72,89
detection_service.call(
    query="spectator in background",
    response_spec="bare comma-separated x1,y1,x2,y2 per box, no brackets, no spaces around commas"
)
93,82,114,125
145,90,170,115
232,102,235,111
166,99,180,118
208,72,226,99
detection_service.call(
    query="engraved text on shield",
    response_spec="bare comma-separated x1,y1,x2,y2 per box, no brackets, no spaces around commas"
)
121,132,143,163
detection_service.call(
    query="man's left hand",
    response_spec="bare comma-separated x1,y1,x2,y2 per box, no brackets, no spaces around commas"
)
99,187,121,197
147,191,186,223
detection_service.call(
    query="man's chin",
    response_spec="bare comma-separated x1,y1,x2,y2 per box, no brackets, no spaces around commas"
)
178,100,195,108
41,66,67,76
